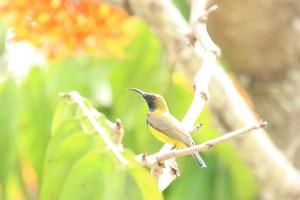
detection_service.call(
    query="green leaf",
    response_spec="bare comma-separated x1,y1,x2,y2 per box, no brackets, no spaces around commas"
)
129,166,163,200
58,150,120,200
0,79,19,199
20,68,52,183
40,132,96,200
40,95,163,200
19,60,113,185
125,150,163,200
51,100,79,135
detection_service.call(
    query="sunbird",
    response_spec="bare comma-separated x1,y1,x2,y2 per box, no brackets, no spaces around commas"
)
129,88,207,168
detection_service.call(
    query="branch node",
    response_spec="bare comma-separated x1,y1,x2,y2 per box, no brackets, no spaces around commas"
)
142,153,147,161
185,31,197,47
59,91,69,97
189,123,203,134
193,83,196,91
112,118,125,150
170,163,180,177
205,142,214,149
196,4,218,24
200,91,209,101
259,120,268,128
156,157,165,167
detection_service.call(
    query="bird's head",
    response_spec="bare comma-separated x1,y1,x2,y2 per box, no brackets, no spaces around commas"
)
129,88,169,112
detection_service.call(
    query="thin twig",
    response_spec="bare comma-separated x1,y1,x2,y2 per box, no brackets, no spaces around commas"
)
137,121,267,166
60,91,128,165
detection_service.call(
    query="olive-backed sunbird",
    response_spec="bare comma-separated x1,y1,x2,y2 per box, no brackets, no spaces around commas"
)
129,88,207,168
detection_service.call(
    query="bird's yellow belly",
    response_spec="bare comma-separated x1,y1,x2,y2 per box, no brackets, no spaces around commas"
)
149,126,185,148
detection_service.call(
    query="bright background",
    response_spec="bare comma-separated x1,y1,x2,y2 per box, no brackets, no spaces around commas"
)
1,0,298,200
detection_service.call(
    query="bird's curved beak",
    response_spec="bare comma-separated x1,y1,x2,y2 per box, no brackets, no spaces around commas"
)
129,88,147,97
129,88,156,111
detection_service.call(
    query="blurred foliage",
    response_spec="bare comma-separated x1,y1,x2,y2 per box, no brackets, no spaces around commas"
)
39,95,162,200
0,21,6,77
0,1,258,200
0,0,136,59
0,21,5,55
0,79,19,200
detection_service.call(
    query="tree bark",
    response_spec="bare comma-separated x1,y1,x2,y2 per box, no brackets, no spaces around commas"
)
208,0,300,168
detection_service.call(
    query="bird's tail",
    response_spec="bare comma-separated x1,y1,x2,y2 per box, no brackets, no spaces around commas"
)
192,153,207,168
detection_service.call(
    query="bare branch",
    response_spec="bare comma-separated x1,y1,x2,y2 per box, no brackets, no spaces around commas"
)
136,121,267,166
181,53,215,128
189,123,203,134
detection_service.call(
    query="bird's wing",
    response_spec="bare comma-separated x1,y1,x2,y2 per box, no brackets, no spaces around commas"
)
147,113,194,146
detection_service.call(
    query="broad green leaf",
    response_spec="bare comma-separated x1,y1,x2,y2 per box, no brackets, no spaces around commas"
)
19,58,115,185
51,101,81,135
0,79,19,200
40,95,163,200
40,132,96,200
129,166,163,200
20,68,52,183
125,150,163,200
58,150,121,200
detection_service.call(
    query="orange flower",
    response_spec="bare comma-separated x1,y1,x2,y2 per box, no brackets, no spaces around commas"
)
0,0,135,59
